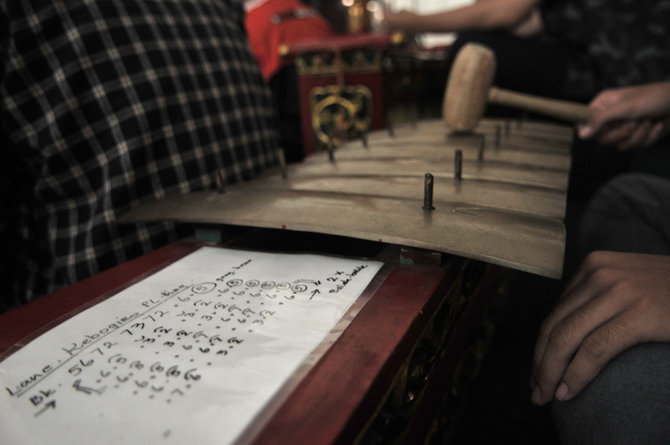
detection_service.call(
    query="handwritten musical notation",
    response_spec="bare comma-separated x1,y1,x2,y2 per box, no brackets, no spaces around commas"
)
0,247,382,444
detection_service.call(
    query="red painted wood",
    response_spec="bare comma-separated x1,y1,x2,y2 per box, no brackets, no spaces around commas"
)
400,265,504,443
291,33,393,156
247,262,459,444
0,238,461,444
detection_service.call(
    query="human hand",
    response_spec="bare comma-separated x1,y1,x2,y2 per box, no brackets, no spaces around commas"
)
580,119,666,151
577,82,670,150
530,251,670,406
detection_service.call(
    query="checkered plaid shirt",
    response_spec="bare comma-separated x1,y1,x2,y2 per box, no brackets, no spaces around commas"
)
0,0,279,310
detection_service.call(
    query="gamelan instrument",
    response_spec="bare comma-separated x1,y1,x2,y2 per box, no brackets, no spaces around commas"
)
122,117,572,279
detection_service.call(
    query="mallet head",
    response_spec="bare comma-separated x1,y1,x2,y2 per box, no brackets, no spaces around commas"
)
443,43,496,132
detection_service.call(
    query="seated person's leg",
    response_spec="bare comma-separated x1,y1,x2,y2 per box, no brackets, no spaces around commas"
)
553,173,670,443
552,342,670,445
578,172,670,257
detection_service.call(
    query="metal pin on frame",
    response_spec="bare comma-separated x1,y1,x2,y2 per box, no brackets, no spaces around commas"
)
327,127,336,163
478,134,485,162
454,149,463,181
386,110,395,138
360,128,369,148
328,139,335,162
278,149,287,178
423,173,435,211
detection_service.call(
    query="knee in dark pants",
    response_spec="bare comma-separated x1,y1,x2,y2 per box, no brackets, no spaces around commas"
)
551,343,670,444
577,172,670,257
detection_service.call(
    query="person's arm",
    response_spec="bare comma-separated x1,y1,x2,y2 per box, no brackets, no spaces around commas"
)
578,82,670,150
382,0,539,34
511,5,543,37
530,251,670,406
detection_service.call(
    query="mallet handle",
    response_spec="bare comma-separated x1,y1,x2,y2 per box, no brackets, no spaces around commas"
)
488,87,592,123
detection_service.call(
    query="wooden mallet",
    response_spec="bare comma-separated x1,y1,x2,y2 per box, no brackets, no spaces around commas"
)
443,43,592,132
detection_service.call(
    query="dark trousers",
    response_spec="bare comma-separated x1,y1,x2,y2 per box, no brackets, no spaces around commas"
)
554,173,670,444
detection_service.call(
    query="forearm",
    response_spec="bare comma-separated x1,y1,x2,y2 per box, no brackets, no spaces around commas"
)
385,0,539,34
625,81,670,120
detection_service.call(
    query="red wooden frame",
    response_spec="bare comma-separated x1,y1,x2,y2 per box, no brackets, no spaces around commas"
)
0,236,496,443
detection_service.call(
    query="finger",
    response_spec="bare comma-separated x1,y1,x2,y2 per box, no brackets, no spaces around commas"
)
578,93,626,137
532,272,588,358
576,123,592,139
530,255,605,385
559,255,598,297
530,269,600,391
597,121,635,146
605,252,670,272
577,112,609,139
578,115,612,139
555,311,640,402
645,121,668,147
617,120,652,151
534,252,621,357
531,278,626,405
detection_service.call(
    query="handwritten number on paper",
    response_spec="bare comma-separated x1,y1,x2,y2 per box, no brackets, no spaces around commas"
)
73,379,105,395
68,360,94,376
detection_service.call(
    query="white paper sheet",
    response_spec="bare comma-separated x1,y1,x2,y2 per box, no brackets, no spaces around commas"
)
0,246,382,444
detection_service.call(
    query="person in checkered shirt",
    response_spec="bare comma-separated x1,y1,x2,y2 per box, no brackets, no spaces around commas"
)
0,0,279,311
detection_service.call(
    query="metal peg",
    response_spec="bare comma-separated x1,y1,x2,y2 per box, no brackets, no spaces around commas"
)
328,139,335,163
454,149,463,180
478,134,485,162
386,110,395,138
360,128,368,148
278,149,287,178
423,173,435,211
327,127,336,163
